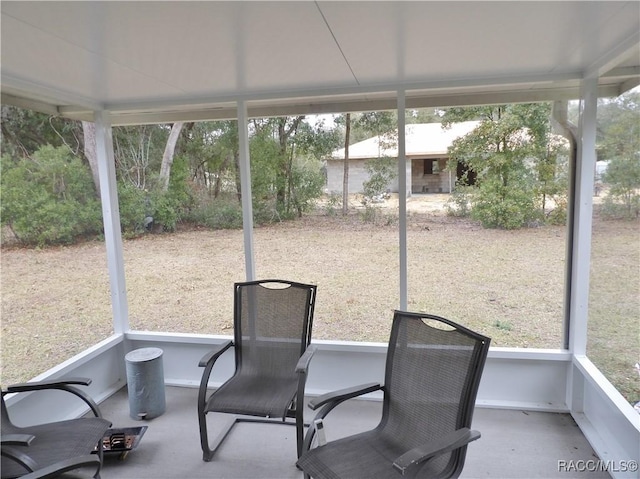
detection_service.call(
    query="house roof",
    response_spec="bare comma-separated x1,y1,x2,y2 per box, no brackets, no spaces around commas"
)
330,121,481,160
1,2,639,125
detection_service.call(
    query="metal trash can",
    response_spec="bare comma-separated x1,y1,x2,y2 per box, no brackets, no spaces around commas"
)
125,347,166,420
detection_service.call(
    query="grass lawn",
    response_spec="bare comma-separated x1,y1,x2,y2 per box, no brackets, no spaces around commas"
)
1,198,638,404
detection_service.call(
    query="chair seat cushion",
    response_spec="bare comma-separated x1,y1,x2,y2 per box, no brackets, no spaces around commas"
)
1,417,111,479
296,429,449,479
205,375,298,418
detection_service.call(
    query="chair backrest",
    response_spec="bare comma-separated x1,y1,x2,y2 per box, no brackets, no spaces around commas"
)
234,280,317,379
379,310,490,478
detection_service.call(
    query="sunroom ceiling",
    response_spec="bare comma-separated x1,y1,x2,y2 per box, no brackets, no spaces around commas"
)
1,1,639,125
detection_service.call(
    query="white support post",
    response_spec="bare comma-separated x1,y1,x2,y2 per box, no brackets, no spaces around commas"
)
94,110,130,334
397,90,408,311
237,100,256,281
569,76,598,357
567,76,598,414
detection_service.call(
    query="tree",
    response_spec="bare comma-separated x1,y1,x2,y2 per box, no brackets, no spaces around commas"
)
159,122,185,192
443,103,567,229
602,155,640,217
362,156,396,200
277,116,305,214
357,111,397,203
0,106,333,241
248,116,327,219
406,108,442,124
598,91,640,218
1,106,82,159
112,124,166,190
342,113,351,215
333,111,397,207
1,107,105,200
81,121,100,195
0,146,102,245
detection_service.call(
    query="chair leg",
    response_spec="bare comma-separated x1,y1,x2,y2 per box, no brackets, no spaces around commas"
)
199,411,238,462
296,409,304,458
94,442,104,478
295,384,307,459
199,410,215,462
301,423,316,455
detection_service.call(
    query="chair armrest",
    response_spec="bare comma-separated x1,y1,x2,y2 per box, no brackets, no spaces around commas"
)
19,455,101,479
198,340,234,367
1,433,35,446
308,382,381,411
392,428,480,476
300,382,383,455
6,378,102,418
6,377,92,391
0,445,39,474
295,345,317,373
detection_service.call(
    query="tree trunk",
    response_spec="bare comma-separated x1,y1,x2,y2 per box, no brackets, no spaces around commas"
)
81,121,101,196
159,122,184,191
234,151,242,204
276,116,304,213
342,113,351,215
214,155,230,199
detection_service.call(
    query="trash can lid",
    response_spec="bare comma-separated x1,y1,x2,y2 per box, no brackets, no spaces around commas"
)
125,347,163,363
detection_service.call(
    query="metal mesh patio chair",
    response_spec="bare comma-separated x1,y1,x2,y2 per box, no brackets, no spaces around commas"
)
197,279,317,462
1,378,112,479
296,310,490,479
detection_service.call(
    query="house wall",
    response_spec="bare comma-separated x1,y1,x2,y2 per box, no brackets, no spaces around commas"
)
328,158,453,195
326,159,370,194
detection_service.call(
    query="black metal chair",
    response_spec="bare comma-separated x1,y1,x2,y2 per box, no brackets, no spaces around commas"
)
296,310,491,479
197,279,317,461
1,378,112,479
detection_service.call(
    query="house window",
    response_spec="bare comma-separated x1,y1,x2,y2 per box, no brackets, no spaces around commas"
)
424,159,440,175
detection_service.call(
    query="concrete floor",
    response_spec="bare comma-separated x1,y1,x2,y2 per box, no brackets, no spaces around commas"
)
97,386,609,479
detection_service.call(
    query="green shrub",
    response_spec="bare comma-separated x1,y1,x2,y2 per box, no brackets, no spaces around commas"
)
601,155,640,219
187,196,243,229
116,182,148,236
359,204,380,223
446,185,473,217
117,156,195,234
470,179,540,229
546,200,567,225
288,162,325,217
600,195,640,220
362,156,396,201
324,193,342,216
1,146,102,246
252,198,281,225
148,157,195,232
149,191,179,232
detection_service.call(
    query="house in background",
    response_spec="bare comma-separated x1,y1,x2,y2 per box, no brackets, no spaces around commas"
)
327,121,479,195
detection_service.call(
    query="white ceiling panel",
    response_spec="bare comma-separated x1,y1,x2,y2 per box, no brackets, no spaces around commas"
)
1,1,638,124
319,1,638,82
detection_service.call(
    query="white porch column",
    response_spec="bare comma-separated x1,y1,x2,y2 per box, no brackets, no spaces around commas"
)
568,76,598,358
397,90,408,311
94,110,130,334
567,76,598,414
237,100,256,281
